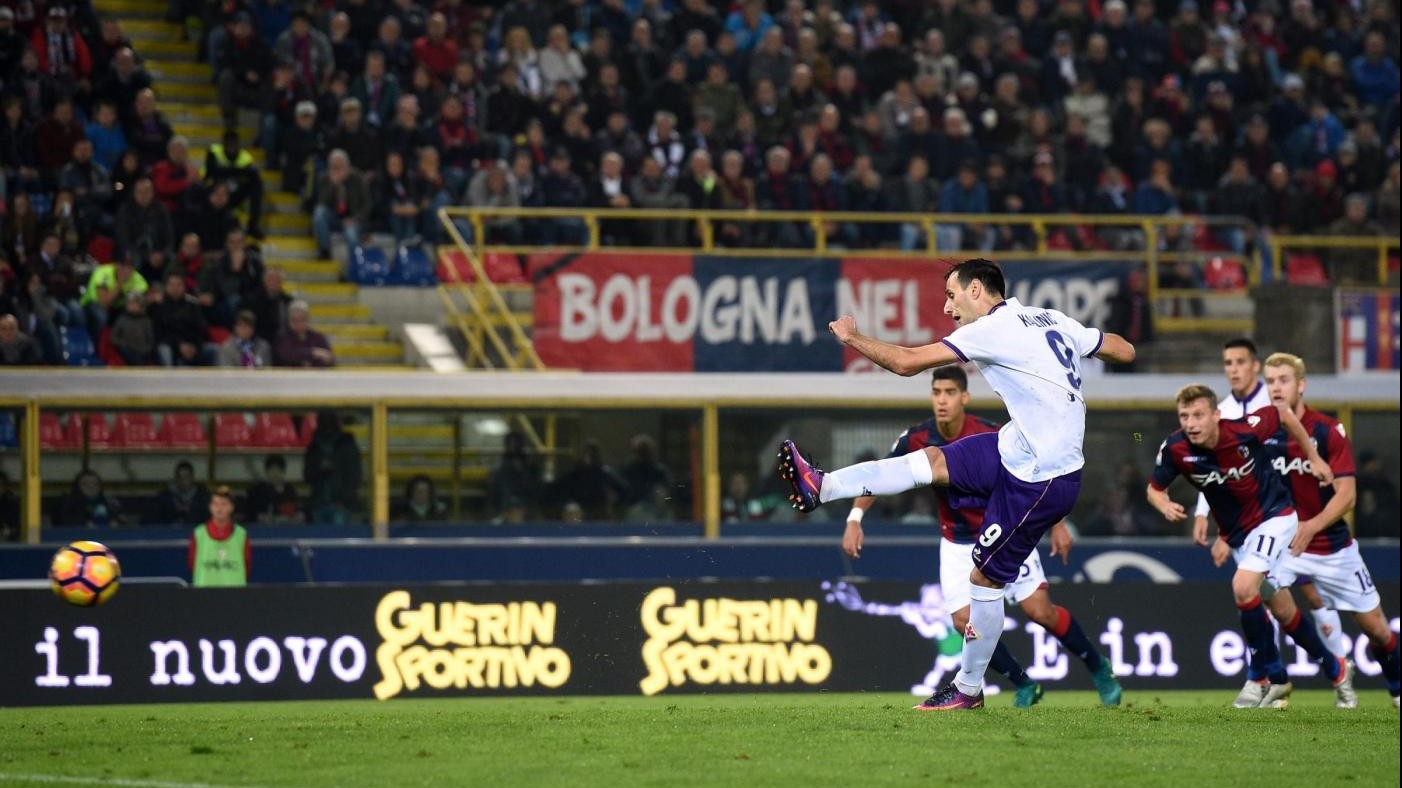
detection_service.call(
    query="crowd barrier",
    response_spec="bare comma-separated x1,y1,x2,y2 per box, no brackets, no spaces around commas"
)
5,580,1397,706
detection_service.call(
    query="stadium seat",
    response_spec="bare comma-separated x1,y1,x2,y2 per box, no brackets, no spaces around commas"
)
162,412,210,449
213,413,255,448
253,412,301,448
297,412,318,446
392,246,438,286
349,246,390,285
437,249,528,285
60,325,102,367
1285,253,1329,286
0,413,17,448
74,413,115,449
111,412,164,449
40,412,74,449
1204,257,1247,290
207,326,232,345
437,248,472,282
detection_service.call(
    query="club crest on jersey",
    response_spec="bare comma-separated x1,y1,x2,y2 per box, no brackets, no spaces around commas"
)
1190,457,1256,486
964,623,980,641
1238,445,1250,458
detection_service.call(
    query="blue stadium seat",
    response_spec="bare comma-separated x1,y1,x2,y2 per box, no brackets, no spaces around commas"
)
391,246,437,287
0,412,16,448
59,325,102,367
348,246,390,286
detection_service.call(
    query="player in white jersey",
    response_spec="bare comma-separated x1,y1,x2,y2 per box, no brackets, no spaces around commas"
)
778,259,1137,710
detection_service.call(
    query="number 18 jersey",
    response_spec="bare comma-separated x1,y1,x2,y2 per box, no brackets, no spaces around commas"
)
939,298,1105,483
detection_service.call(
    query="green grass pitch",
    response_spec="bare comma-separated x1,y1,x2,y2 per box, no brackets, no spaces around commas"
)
1,691,1397,787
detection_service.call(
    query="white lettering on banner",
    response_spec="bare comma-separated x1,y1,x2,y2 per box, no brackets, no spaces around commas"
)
1286,642,1319,678
556,273,819,346
1132,630,1179,676
835,280,935,344
1210,630,1246,675
35,627,69,688
244,637,282,684
148,636,365,687
1009,278,1118,327
72,627,111,687
1024,622,1069,680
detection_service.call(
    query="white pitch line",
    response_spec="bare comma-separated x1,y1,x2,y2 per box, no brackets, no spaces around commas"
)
0,774,264,788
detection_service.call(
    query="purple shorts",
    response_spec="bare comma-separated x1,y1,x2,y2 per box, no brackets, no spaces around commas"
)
939,432,1082,585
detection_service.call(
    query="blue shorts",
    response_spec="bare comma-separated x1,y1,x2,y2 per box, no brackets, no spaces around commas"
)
939,432,1082,585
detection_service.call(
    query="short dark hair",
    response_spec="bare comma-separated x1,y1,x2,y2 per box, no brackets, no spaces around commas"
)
931,365,969,391
946,258,1005,297
1223,337,1258,359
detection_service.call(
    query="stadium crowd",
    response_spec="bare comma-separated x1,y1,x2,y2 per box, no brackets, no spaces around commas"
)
0,0,1399,366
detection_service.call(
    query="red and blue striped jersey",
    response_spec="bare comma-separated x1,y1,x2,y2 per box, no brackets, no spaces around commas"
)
1150,406,1296,547
887,415,1002,544
1264,407,1356,555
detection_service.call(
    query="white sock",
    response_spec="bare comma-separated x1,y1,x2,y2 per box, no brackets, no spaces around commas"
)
1311,608,1348,659
819,451,933,503
954,583,1005,695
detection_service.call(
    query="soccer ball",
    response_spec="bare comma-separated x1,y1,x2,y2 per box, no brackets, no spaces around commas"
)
49,541,121,606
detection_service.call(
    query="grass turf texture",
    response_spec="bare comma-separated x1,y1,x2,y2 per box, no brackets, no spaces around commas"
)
1,691,1397,787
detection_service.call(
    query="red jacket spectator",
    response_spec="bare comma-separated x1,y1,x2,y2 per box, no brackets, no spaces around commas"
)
150,145,202,213
30,9,91,80
412,32,458,81
34,102,85,172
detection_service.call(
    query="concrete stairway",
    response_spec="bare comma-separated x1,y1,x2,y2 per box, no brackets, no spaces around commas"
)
109,3,407,366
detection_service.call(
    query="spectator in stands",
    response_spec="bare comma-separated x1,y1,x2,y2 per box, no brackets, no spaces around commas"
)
1106,267,1153,371
3,191,40,270
35,98,85,187
244,453,304,525
217,12,273,130
887,154,938,251
631,155,688,246
150,460,212,526
279,101,323,195
721,472,765,521
1210,156,1263,253
303,409,361,524
83,101,126,172
81,254,149,333
0,469,18,541
621,434,673,506
274,299,334,368
625,484,674,523
110,290,155,365
246,266,292,343
393,474,449,523
377,150,418,242
0,313,42,365
0,8,23,79
31,7,90,106
1351,30,1399,109
550,439,629,520
1328,193,1385,284
274,7,332,91
259,61,313,182
55,470,125,528
1354,451,1399,539
30,234,82,329
125,88,173,168
325,95,385,177
937,159,990,251
63,134,117,235
205,130,265,240
1377,162,1400,239
218,309,272,368
312,149,370,259
150,271,215,367
115,176,174,277
199,227,265,328
487,431,541,520
189,486,250,587
150,136,200,226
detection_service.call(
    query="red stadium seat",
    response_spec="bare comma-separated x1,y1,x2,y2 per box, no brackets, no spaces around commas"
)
41,413,76,449
214,413,255,448
436,249,527,285
79,413,115,448
253,412,301,448
207,326,232,345
1204,257,1247,290
1285,253,1329,286
163,412,209,449
297,412,318,447
436,249,472,283
97,328,126,366
112,412,163,448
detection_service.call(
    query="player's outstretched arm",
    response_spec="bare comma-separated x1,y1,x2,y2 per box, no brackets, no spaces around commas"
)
1275,404,1334,485
1094,332,1137,365
1146,484,1186,522
844,495,876,558
829,315,959,376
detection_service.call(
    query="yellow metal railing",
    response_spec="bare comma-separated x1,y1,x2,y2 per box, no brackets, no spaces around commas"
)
1265,234,1400,285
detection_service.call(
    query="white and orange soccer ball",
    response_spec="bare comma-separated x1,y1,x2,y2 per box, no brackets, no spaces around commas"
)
49,541,121,606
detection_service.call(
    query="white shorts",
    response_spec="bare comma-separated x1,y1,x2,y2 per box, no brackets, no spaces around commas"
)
1230,512,1297,578
940,538,1047,613
1273,541,1382,613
